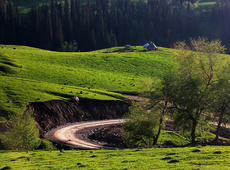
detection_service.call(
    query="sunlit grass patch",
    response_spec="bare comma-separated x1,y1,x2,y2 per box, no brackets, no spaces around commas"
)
0,44,177,120
0,146,230,169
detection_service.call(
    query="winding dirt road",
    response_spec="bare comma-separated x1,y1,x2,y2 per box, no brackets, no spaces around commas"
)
44,119,125,150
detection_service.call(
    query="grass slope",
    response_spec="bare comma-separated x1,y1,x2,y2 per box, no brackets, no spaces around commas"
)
0,146,230,169
0,45,176,120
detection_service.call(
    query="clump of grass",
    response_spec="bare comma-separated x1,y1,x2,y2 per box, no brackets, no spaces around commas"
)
168,159,180,163
161,157,172,160
167,153,178,156
0,64,17,75
192,149,201,152
0,166,12,170
121,160,136,163
213,151,222,154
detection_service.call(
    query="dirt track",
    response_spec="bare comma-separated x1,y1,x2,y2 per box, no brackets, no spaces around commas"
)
44,119,125,150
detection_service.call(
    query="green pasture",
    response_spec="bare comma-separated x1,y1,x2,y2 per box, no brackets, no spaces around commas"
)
0,45,175,120
0,76,126,121
0,146,230,169
0,45,174,91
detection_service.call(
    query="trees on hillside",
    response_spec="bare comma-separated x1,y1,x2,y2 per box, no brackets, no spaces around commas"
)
171,38,226,144
124,38,230,146
208,67,230,141
123,73,175,146
123,101,163,147
0,0,201,51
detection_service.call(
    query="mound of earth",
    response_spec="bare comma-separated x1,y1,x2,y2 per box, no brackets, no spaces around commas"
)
30,99,131,135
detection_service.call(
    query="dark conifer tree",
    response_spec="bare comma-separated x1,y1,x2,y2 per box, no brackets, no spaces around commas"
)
51,0,63,49
0,0,6,43
15,7,21,44
0,0,6,26
6,1,16,43
63,0,73,42
30,4,40,46
44,5,53,49
90,29,96,50
70,0,77,39
95,2,106,49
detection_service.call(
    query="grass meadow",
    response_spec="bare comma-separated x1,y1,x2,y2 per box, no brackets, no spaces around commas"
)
1,44,230,169
0,45,176,121
0,146,230,169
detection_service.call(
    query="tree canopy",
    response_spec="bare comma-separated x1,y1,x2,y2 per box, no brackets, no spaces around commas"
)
124,38,230,146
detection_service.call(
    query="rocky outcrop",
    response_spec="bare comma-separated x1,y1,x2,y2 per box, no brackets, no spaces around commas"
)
30,99,131,134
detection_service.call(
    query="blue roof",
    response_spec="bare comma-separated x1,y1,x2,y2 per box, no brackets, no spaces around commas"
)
143,43,149,48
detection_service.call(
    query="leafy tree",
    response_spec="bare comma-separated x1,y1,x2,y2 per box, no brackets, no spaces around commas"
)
123,75,174,146
208,67,230,141
171,38,226,144
59,40,78,52
0,108,41,151
123,100,163,147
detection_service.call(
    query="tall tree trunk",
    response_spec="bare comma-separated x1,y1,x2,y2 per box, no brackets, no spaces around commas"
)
191,119,197,144
153,102,167,145
153,115,163,145
214,111,224,141
214,121,222,142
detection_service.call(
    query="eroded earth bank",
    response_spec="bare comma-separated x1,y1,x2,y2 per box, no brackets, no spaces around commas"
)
30,99,131,135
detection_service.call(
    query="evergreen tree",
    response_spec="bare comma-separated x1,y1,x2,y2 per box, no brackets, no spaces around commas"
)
90,29,96,50
30,4,40,45
63,0,73,42
44,6,53,49
0,0,6,26
0,0,6,43
15,7,21,44
6,1,16,43
51,0,64,49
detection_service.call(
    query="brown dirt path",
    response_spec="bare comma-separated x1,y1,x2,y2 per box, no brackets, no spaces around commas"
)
44,119,125,150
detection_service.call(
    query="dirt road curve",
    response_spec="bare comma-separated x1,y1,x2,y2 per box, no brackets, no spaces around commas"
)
44,119,125,150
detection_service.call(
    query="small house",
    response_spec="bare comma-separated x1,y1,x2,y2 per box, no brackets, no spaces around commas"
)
147,41,157,50
143,41,158,50
126,44,131,49
143,43,149,48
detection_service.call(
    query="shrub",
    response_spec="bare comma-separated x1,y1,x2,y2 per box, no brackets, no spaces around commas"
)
37,139,54,150
0,108,41,151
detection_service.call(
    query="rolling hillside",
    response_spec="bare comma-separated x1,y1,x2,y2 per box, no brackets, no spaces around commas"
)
0,45,176,121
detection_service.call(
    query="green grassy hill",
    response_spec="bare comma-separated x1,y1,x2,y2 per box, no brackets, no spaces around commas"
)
1,146,230,169
0,45,176,121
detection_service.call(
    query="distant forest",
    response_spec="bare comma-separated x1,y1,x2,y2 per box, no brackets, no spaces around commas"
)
0,0,230,52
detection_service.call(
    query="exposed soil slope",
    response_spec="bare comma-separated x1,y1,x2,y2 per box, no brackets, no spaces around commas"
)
30,99,131,134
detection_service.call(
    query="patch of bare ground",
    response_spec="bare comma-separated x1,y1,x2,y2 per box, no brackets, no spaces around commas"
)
86,121,230,147
85,120,176,147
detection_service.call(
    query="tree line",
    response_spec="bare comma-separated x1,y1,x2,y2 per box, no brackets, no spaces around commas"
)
0,0,230,52
0,0,218,52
